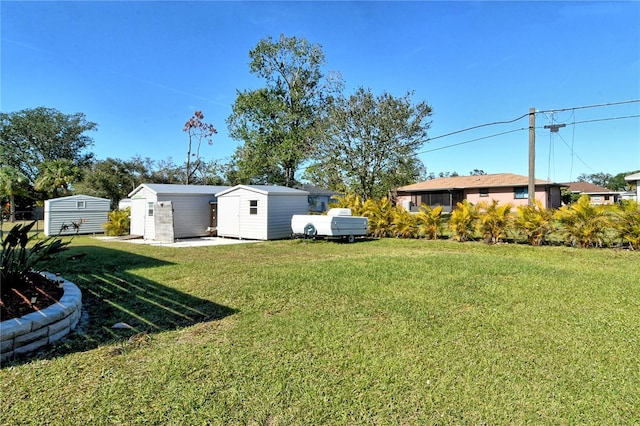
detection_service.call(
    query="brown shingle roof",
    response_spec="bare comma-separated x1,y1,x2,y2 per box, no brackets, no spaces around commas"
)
562,181,615,194
397,173,556,192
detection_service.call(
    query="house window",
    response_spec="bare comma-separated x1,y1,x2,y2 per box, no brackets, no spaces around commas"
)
148,202,154,216
479,188,489,197
514,187,528,199
604,195,610,201
249,200,258,215
76,201,86,209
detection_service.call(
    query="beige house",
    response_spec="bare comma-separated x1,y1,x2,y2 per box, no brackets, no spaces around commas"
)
562,181,619,205
395,173,563,212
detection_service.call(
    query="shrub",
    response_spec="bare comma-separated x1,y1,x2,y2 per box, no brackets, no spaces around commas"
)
477,200,514,244
449,200,479,242
416,204,443,239
1,221,70,291
328,193,364,216
611,200,640,250
513,200,554,246
554,195,609,248
390,206,418,238
104,208,131,236
362,197,395,238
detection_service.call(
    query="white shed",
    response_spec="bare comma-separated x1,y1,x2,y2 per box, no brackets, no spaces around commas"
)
216,185,309,240
44,195,110,236
128,184,230,242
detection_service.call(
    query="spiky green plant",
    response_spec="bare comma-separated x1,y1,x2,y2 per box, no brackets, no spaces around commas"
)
554,195,609,248
416,203,443,239
513,200,554,246
610,200,640,250
1,221,70,290
103,208,131,236
449,200,479,242
476,200,514,244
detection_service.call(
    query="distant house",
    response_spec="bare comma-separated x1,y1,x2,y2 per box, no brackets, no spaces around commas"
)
44,195,110,236
562,181,620,205
394,173,563,213
624,172,640,201
128,184,230,242
216,185,309,240
295,184,341,213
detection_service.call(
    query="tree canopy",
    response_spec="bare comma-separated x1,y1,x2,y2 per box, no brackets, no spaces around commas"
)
309,87,432,200
0,107,97,189
227,34,340,187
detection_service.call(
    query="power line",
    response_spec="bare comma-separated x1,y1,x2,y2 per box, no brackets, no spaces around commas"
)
418,128,526,154
537,99,640,114
425,99,640,143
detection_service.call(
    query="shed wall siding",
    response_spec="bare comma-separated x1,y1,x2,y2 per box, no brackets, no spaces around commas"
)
44,196,110,236
266,195,309,239
157,194,215,239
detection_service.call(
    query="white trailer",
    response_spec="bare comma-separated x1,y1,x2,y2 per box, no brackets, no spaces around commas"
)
291,208,368,243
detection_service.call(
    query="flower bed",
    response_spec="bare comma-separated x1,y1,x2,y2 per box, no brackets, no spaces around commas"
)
1,273,82,363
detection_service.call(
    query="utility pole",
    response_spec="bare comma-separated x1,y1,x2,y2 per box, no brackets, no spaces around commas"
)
528,107,536,206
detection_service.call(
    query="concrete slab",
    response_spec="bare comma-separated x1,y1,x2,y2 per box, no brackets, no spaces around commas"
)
96,236,260,247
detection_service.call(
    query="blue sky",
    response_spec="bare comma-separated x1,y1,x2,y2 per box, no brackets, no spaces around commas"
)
2,1,639,183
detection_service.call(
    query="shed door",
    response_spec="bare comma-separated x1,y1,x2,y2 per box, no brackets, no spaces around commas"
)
225,195,240,237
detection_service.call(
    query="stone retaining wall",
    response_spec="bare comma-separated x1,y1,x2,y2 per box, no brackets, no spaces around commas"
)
1,273,82,363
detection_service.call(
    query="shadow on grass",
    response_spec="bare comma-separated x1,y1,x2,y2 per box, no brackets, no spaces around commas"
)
6,244,236,366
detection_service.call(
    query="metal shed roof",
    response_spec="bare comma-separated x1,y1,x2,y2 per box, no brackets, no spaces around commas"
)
128,184,230,198
215,185,309,197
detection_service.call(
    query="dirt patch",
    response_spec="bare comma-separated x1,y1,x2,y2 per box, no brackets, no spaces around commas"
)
0,272,64,321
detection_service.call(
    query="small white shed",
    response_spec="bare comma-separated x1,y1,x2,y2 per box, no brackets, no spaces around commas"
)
128,184,230,242
216,185,309,241
44,195,110,236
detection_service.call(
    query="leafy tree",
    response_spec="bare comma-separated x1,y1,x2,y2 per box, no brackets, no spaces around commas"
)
183,111,217,185
0,107,96,192
0,167,29,222
470,169,487,176
74,158,139,209
227,34,339,187
312,87,432,200
34,158,81,198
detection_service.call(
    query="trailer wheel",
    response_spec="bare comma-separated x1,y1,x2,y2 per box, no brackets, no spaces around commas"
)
347,235,355,243
304,223,317,238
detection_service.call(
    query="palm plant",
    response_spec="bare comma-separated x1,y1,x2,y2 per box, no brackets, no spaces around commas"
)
449,200,479,242
513,200,554,246
477,200,514,244
554,194,609,248
328,193,364,216
362,197,395,237
104,208,131,236
0,167,29,222
610,200,640,250
390,206,418,238
34,158,81,198
416,203,443,239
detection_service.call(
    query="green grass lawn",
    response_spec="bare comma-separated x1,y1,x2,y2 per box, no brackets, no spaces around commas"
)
1,237,639,424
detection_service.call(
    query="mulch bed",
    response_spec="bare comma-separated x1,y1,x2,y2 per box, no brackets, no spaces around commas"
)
0,272,64,321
